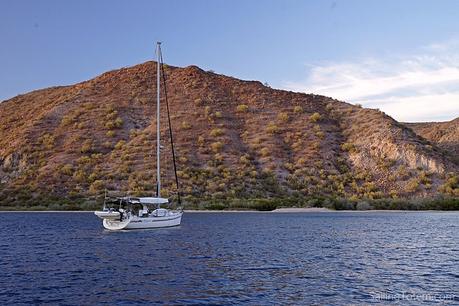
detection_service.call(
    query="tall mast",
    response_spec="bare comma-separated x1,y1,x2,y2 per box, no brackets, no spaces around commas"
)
156,42,161,197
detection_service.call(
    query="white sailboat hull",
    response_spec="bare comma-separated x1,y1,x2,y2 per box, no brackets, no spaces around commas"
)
103,218,131,230
101,211,183,230
125,213,182,229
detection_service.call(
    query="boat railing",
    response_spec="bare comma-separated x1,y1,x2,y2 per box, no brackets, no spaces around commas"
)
101,189,183,210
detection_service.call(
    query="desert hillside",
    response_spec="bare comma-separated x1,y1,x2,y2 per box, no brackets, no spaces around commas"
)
0,61,458,208
405,119,459,162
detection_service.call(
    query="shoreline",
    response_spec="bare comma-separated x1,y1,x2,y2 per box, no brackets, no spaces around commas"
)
184,207,333,213
1,208,458,213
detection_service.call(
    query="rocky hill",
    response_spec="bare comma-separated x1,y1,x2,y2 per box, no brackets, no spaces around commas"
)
0,61,458,209
405,119,459,163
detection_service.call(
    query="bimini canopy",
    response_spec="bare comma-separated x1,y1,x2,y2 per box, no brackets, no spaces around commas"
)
136,197,169,204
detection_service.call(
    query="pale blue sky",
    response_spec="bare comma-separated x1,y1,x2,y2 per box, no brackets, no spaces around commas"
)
1,0,459,121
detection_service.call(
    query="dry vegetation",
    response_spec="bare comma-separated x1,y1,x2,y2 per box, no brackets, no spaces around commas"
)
0,61,457,209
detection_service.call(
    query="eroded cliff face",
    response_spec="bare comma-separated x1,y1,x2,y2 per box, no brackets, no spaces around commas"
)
0,61,458,205
0,153,29,184
405,119,459,162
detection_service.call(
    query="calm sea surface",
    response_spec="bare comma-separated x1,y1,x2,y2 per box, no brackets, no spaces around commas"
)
0,211,458,305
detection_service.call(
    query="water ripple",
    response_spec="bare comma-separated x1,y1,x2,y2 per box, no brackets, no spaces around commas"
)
0,211,458,305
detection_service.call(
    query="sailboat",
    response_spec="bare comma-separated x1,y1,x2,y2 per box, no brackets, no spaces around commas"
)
94,42,183,230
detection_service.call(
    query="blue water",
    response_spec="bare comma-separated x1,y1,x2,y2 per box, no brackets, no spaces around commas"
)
0,212,458,305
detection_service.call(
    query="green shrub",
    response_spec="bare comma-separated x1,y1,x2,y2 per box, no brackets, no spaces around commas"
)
356,201,372,210
419,171,432,185
277,112,289,122
210,128,224,137
341,142,357,153
236,104,249,113
181,121,192,130
311,140,320,151
309,112,322,122
80,139,93,153
266,122,279,134
114,117,123,128
215,111,223,118
105,117,123,130
60,164,73,176
239,154,251,165
73,170,86,183
249,199,278,211
61,115,75,126
105,121,115,129
198,136,205,147
106,130,115,137
396,165,410,180
296,157,307,167
260,147,270,157
213,153,224,162
120,152,131,161
315,131,325,139
103,141,112,149
88,172,98,183
363,182,377,193
294,106,303,113
406,178,420,193
439,174,459,196
40,133,55,150
389,190,398,199
77,156,91,165
91,153,102,160
106,109,118,120
205,106,212,117
129,129,139,138
89,180,104,194
114,140,126,150
211,141,223,152
205,203,226,210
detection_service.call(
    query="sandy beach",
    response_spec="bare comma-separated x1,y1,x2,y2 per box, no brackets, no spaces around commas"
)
183,207,333,213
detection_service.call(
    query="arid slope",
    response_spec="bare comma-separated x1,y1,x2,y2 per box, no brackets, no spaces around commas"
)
0,61,458,207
